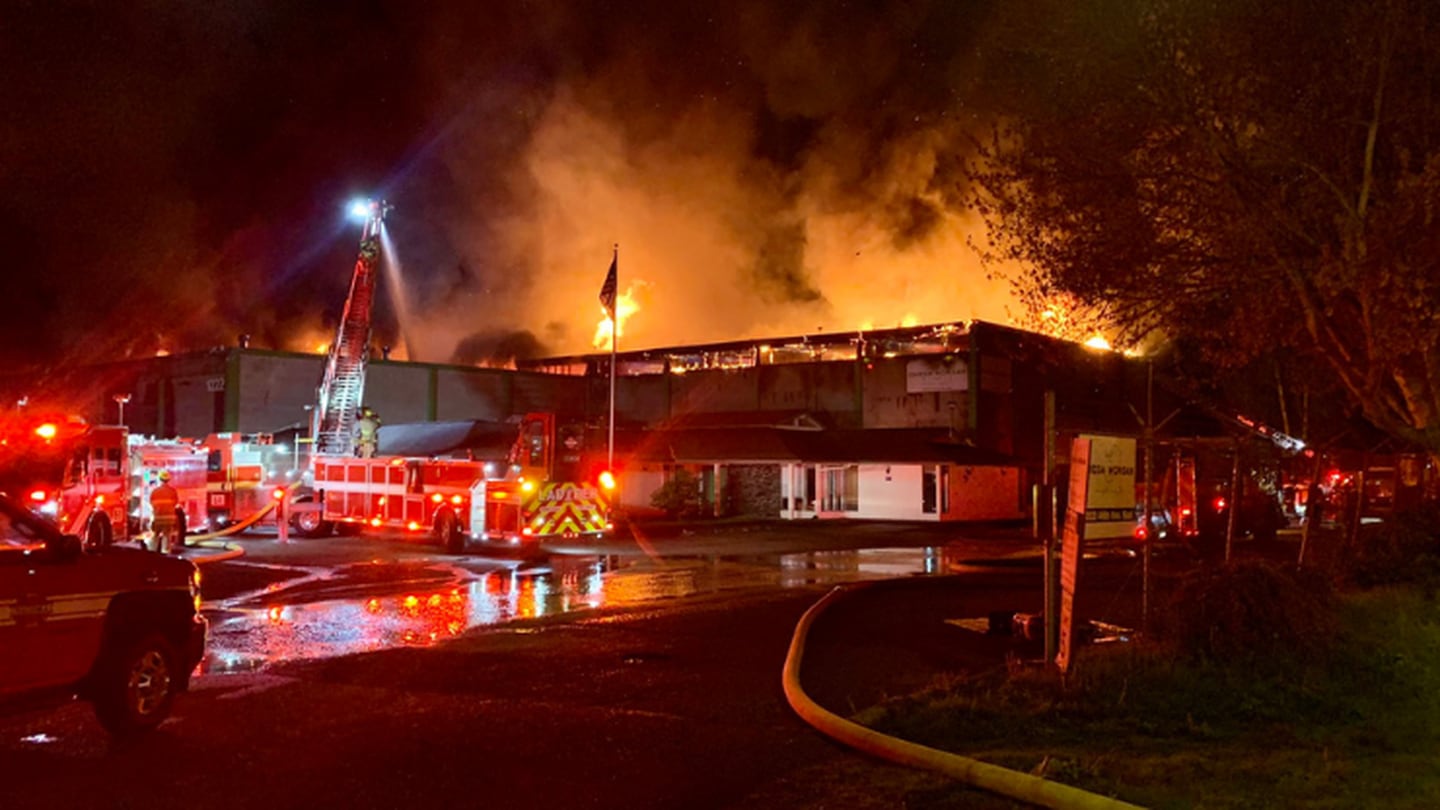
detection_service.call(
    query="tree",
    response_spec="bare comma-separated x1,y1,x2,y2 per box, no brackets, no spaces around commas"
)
970,0,1440,457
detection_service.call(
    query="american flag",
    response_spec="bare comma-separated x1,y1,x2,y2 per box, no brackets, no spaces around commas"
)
598,252,618,318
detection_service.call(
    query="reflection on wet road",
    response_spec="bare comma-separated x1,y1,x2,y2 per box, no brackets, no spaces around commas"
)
202,546,961,674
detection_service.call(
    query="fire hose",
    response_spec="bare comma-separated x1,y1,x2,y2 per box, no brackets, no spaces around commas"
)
782,583,1146,810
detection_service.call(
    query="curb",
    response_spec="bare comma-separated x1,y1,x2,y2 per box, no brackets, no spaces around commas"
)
782,582,1147,810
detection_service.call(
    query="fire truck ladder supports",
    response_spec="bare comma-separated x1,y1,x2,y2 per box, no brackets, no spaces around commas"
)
313,202,388,458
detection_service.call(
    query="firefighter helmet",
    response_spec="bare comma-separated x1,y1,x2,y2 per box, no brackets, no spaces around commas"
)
158,470,171,482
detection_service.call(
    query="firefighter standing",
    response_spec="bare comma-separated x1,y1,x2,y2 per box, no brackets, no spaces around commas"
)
356,406,380,458
149,470,180,554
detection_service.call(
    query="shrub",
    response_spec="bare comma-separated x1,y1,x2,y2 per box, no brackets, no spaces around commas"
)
649,469,701,518
1157,560,1337,667
1339,504,1440,593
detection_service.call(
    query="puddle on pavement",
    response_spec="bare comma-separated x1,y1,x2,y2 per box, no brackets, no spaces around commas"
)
201,546,960,674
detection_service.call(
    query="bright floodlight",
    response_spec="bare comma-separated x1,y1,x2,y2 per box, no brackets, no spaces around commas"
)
348,199,375,221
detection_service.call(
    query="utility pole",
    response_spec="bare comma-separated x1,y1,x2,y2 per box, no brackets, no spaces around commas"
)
1141,362,1154,635
1042,389,1057,664
1225,441,1241,563
113,393,132,426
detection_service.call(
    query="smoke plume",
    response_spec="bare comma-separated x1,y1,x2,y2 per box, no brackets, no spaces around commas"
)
3,0,1017,370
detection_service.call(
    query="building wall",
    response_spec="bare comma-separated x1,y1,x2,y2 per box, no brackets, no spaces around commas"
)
615,375,671,425
670,368,760,414
235,352,323,436
947,464,1024,520
171,373,225,438
434,366,511,421
620,466,669,514
511,371,585,418
365,362,437,423
727,464,782,517
860,355,969,429
757,364,813,412
855,464,935,521
810,362,862,425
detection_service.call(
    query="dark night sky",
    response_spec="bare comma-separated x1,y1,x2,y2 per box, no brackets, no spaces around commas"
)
2,0,1018,370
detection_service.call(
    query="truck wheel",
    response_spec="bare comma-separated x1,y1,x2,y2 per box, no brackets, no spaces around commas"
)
85,516,113,550
435,510,463,554
290,496,333,538
92,633,180,736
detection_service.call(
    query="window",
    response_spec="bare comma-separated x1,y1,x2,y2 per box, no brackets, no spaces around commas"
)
821,465,859,512
922,466,937,514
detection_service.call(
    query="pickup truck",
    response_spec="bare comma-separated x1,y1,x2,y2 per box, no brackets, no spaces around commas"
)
0,491,206,734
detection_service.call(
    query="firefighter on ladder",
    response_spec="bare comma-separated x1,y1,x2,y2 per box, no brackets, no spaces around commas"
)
356,406,380,458
149,470,181,554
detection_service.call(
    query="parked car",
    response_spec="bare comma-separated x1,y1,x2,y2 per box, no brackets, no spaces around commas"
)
0,491,206,734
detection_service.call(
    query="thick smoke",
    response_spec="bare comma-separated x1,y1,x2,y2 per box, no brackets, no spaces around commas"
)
4,0,1018,370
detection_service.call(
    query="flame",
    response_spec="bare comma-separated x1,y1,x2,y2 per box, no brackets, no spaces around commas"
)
593,284,642,349
1083,335,1113,351
858,313,921,333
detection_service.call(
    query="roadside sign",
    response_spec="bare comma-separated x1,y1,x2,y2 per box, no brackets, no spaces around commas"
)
1056,437,1090,673
1080,434,1136,540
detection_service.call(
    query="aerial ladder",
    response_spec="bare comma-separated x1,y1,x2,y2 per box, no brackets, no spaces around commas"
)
312,200,389,457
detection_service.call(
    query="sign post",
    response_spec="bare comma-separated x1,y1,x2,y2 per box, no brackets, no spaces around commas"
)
1056,437,1091,674
274,488,289,544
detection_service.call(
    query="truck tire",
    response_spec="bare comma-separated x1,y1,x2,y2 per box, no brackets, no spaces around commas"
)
435,510,463,554
92,633,180,736
85,515,113,550
290,496,333,538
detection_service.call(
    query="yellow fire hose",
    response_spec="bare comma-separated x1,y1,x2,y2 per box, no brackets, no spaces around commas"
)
185,479,308,542
185,499,278,541
782,584,1147,810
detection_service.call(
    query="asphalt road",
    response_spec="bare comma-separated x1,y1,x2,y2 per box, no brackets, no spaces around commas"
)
0,521,1182,809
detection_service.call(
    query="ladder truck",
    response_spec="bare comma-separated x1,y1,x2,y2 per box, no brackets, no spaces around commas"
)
292,199,614,551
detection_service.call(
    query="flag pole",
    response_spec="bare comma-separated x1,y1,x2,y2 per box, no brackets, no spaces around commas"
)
608,244,618,472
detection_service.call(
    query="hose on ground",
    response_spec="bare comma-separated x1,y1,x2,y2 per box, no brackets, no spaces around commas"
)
782,583,1147,810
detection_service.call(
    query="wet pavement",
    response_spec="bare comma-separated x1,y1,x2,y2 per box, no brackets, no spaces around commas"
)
2,519,1305,809
191,522,1043,675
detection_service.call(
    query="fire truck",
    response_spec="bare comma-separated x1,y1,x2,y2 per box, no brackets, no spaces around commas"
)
305,412,614,553
199,432,299,530
0,415,207,547
294,199,614,552
0,409,299,548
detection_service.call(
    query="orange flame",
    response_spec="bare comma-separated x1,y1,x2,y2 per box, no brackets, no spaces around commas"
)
593,284,641,349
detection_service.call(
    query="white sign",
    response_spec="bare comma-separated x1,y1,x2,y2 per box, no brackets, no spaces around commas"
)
206,377,226,392
905,357,968,393
1081,434,1137,540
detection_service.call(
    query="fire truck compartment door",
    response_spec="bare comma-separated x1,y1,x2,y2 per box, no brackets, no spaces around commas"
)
468,481,487,537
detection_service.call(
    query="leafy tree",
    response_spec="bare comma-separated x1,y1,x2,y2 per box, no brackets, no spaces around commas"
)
970,0,1440,457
